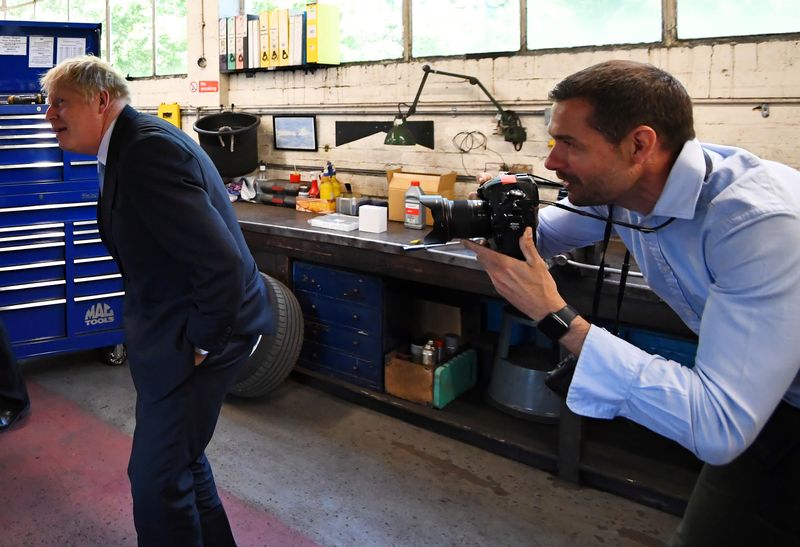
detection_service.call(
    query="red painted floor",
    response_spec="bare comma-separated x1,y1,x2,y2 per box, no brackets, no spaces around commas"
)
0,382,318,547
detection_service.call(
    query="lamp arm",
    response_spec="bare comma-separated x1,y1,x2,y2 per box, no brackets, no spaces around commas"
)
404,67,431,119
422,65,506,114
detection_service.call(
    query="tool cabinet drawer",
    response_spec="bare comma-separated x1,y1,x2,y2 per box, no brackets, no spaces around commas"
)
299,340,382,390
293,260,382,304
73,274,123,298
0,280,65,307
304,320,381,361
71,294,124,335
2,300,66,343
73,239,111,260
295,289,380,333
0,262,64,286
73,256,118,277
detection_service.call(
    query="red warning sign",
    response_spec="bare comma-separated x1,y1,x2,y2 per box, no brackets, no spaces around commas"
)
199,80,219,93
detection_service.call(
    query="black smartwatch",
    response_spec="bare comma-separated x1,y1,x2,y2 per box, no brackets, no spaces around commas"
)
536,305,579,341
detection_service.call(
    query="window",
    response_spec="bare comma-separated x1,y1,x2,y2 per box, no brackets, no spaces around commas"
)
413,0,520,57
0,0,187,77
335,0,403,63
527,0,661,50
677,0,800,39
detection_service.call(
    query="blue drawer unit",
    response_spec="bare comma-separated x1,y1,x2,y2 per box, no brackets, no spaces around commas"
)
0,21,123,360
293,261,388,391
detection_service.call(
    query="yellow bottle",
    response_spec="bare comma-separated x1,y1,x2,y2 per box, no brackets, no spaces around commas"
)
319,176,334,201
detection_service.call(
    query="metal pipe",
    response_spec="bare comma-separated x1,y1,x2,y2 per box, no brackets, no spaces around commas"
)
552,254,645,278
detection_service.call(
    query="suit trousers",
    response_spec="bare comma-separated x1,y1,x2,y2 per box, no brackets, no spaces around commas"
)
668,401,800,547
0,320,29,413
128,333,256,547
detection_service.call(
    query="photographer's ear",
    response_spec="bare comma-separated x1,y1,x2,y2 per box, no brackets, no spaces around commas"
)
627,125,658,166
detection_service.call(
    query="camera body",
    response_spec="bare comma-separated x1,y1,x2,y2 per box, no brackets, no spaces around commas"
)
419,173,539,259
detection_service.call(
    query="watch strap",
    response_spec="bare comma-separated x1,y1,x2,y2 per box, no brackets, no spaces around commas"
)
537,305,579,341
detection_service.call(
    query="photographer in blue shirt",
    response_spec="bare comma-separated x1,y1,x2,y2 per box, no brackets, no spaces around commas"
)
465,60,800,545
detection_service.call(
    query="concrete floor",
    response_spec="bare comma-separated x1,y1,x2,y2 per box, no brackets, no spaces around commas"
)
4,351,679,546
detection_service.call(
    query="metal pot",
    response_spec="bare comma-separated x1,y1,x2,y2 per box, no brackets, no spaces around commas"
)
193,112,260,178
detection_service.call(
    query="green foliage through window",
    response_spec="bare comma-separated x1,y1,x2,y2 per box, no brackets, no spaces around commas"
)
0,0,187,77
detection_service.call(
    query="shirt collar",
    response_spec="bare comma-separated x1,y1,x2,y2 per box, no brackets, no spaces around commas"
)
97,115,119,166
649,139,708,220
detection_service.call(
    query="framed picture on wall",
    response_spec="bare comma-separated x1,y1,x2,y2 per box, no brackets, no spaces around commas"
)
273,115,317,151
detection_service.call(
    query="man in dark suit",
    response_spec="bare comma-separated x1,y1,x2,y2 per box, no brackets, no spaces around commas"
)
41,55,273,546
0,319,29,432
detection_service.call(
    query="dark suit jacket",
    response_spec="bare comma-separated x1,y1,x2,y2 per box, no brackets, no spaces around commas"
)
98,105,273,401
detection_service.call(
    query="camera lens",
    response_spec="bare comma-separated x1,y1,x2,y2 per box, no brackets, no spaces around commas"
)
419,195,492,245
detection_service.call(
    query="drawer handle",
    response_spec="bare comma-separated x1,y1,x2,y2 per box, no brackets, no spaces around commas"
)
0,202,96,214
0,298,66,311
74,291,124,302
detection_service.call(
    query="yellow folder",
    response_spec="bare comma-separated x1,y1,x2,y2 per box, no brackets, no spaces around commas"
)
259,11,270,68
305,3,339,65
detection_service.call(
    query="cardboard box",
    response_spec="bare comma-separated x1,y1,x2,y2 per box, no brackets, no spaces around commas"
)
384,349,477,409
296,197,336,214
386,169,457,226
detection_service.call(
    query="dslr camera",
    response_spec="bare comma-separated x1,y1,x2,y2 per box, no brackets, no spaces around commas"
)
419,173,539,259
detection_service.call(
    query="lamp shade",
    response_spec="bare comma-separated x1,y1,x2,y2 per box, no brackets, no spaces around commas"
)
384,118,416,146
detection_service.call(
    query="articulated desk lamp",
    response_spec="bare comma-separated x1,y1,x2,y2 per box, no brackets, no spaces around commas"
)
384,64,527,151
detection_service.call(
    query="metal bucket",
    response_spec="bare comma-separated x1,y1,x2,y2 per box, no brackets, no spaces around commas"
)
193,112,260,178
488,357,561,421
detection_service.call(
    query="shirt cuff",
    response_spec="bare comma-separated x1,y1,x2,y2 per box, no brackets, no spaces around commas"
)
195,347,209,356
566,325,649,419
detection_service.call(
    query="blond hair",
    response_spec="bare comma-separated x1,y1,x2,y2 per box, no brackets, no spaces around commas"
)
40,55,130,103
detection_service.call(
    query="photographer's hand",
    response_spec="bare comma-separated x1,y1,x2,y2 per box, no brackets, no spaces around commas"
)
462,227,590,355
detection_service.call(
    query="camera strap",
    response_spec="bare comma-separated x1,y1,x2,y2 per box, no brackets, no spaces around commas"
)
590,205,629,335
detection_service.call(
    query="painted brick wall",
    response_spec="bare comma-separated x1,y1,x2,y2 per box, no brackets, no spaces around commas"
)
128,19,800,200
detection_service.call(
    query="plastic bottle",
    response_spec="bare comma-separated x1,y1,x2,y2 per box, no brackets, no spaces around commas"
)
325,161,342,199
404,181,426,230
421,340,436,366
255,163,268,192
319,175,334,201
308,177,320,198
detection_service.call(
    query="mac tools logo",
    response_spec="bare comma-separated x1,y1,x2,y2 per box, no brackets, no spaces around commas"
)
85,302,115,326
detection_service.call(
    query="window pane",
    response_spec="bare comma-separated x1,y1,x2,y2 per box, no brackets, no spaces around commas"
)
70,1,105,24
678,0,800,39
35,0,68,21
155,0,188,75
4,3,34,20
245,1,306,13
413,0,520,57
111,0,153,77
334,0,402,62
527,0,661,49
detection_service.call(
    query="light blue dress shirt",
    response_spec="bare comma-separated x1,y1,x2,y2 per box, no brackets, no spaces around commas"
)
536,139,800,464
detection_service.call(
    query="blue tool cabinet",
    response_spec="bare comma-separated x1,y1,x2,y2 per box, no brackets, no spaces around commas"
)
293,261,389,391
0,21,124,360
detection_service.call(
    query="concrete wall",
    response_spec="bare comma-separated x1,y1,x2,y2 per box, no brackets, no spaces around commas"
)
127,0,800,199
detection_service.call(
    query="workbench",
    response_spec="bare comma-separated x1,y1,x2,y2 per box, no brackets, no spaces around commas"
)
234,202,701,515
